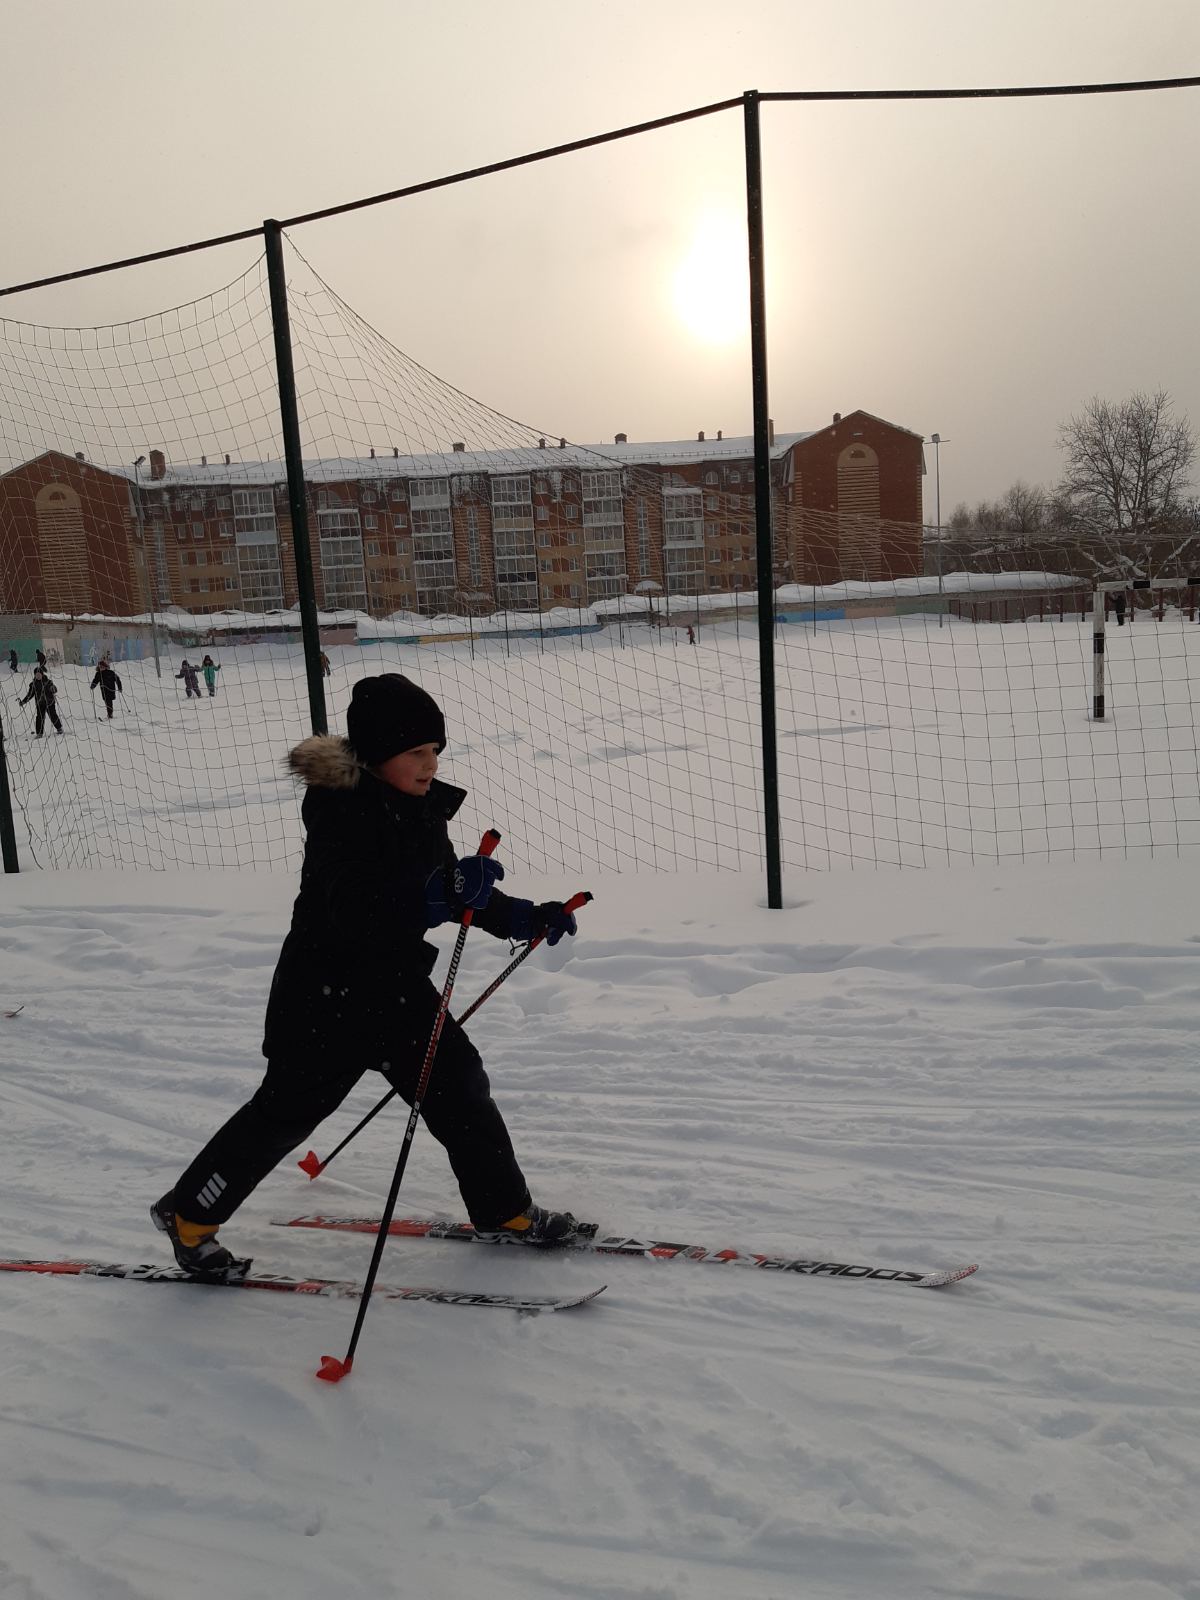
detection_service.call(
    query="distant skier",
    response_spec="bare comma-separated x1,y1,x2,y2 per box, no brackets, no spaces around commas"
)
90,658,123,719
177,659,202,700
319,651,332,678
151,672,582,1276
1112,589,1127,626
201,655,220,697
686,625,696,645
35,648,47,670
7,648,16,673
19,667,63,736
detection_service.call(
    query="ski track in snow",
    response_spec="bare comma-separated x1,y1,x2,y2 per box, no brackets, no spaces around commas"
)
2,854,1199,1600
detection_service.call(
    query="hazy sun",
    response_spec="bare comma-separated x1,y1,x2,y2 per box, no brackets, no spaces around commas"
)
671,213,749,346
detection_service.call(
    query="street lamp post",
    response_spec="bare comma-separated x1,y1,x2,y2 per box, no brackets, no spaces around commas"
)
930,433,949,629
133,456,162,677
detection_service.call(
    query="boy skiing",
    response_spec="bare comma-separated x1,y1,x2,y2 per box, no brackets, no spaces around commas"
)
19,667,63,736
201,655,220,696
152,672,580,1277
90,658,123,718
177,659,202,699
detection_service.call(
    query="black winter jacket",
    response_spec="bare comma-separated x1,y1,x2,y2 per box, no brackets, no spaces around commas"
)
19,676,57,710
262,734,520,1067
91,666,123,696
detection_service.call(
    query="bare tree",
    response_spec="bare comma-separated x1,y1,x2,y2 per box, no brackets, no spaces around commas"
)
948,502,972,533
999,480,1047,534
1058,390,1195,534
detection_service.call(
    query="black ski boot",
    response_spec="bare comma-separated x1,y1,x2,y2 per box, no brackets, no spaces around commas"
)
484,1203,583,1248
151,1192,249,1279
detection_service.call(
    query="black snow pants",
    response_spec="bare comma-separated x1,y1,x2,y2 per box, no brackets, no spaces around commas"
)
34,704,63,735
171,991,530,1233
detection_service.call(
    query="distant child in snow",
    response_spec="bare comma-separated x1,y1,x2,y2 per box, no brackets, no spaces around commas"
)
177,659,202,699
7,648,16,673
201,655,220,696
152,672,582,1276
90,658,123,719
319,651,332,678
19,667,63,736
35,648,47,670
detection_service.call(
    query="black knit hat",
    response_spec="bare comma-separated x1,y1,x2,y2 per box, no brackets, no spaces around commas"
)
347,674,446,765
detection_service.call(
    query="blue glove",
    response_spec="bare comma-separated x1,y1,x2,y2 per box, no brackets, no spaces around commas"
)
425,855,505,928
508,899,578,947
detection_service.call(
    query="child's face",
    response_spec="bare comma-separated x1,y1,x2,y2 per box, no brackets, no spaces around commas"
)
377,742,440,796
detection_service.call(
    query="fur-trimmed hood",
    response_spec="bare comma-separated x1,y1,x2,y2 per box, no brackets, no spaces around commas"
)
285,732,468,817
287,734,364,791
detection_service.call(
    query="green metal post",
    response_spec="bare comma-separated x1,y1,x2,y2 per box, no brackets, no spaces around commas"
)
743,91,783,908
264,220,328,736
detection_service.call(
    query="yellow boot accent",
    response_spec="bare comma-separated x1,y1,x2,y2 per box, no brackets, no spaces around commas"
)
175,1215,220,1248
500,1210,533,1232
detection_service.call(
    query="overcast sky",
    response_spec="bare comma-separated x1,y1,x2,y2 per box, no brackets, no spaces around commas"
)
3,0,1199,510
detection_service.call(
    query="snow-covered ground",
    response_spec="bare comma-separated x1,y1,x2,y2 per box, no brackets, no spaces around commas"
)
5,605,1200,876
2,858,1199,1600
2,614,1199,1598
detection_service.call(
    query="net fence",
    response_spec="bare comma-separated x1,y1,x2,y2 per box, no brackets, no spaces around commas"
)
3,238,1200,876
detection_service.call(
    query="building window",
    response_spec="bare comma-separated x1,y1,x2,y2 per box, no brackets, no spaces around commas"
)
189,496,203,511
233,489,276,545
219,521,233,538
465,507,483,587
365,540,380,558
728,469,741,485
706,496,718,513
410,477,450,505
392,514,407,530
566,505,578,521
192,522,205,539
363,490,377,504
536,505,548,522
705,471,718,486
225,577,237,591
390,488,405,503
364,514,378,529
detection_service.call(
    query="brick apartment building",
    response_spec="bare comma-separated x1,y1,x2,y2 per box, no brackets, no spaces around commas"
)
0,411,924,620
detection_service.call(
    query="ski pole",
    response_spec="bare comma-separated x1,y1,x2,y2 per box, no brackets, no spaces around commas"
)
316,829,500,1384
297,889,592,1180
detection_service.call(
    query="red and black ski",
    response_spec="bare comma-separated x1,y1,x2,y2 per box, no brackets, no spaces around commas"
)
0,1259,605,1313
271,1216,979,1289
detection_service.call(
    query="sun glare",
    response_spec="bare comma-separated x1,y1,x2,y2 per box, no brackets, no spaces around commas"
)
671,213,749,346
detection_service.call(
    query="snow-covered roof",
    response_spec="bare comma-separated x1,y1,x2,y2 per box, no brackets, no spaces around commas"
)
40,607,362,630
92,431,814,489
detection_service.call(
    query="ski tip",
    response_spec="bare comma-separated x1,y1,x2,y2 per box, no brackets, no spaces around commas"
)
917,1263,980,1288
315,1354,352,1383
562,1284,607,1309
298,1151,324,1179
